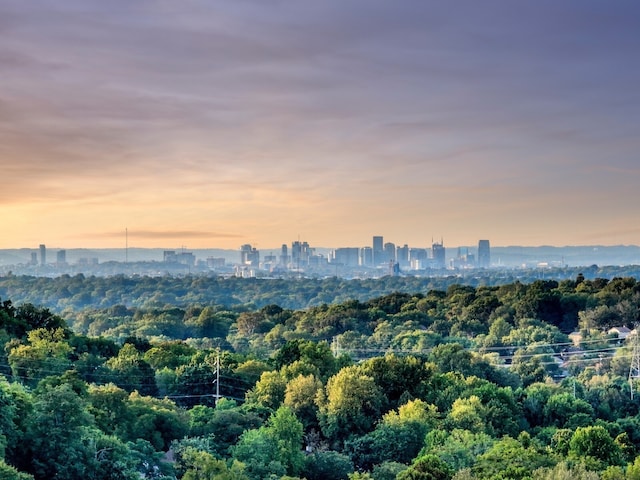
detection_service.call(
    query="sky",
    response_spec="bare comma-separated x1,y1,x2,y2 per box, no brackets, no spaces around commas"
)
1,1,639,250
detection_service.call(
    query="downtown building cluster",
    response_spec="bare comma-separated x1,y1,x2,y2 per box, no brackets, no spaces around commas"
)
237,237,491,277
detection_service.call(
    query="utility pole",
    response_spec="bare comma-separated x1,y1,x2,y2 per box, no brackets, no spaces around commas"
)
215,350,220,405
629,327,640,400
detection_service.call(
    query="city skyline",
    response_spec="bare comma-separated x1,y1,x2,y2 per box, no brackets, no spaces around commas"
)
1,1,639,250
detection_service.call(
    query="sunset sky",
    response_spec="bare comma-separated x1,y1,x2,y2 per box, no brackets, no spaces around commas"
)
1,1,639,250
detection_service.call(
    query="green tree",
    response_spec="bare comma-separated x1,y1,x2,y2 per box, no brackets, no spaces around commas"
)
232,406,304,479
8,328,72,386
397,454,453,480
346,399,438,470
180,448,249,480
0,459,34,480
422,429,494,471
318,365,384,442
246,370,287,410
302,451,354,480
284,374,323,430
105,343,158,396
24,383,94,480
569,425,623,467
472,436,552,480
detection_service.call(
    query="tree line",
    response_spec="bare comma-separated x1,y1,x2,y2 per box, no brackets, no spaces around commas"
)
0,274,639,478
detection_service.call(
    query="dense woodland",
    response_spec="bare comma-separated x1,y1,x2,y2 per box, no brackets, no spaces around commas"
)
1,273,640,478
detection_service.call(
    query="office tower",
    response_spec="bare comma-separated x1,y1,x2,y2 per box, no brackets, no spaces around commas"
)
396,244,410,268
409,248,428,269
372,236,383,265
240,244,259,266
280,244,289,267
360,246,373,267
39,244,46,266
384,242,396,263
30,252,38,265
56,250,66,265
330,248,360,267
431,241,446,269
291,240,311,267
478,240,490,268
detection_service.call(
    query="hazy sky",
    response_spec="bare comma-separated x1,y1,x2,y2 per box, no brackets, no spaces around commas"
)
1,1,639,250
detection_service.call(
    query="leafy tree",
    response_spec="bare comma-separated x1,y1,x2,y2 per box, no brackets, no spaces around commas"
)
0,459,34,480
284,374,323,430
24,383,95,480
472,436,552,480
422,429,494,471
8,328,73,387
569,425,623,467
246,370,287,410
104,343,158,396
396,454,453,480
346,399,438,470
188,400,263,456
531,461,599,480
126,392,189,451
543,392,594,428
445,396,486,434
318,365,385,442
179,448,249,480
360,355,435,410
302,450,354,480
232,406,304,479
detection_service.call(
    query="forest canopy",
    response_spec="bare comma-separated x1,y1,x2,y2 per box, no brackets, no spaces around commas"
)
0,273,639,479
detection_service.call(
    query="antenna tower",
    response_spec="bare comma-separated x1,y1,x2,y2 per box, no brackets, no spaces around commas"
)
629,327,640,399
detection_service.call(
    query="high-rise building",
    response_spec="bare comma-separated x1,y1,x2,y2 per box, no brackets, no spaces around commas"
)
372,236,384,265
360,246,373,267
291,241,312,268
330,247,360,267
56,250,67,265
39,244,46,266
240,244,259,266
384,242,396,263
478,240,490,268
431,241,446,269
396,244,410,268
280,244,289,267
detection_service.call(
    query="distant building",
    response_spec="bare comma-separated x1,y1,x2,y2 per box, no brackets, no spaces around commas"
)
384,242,396,263
206,257,225,269
372,236,384,265
30,252,38,265
240,244,260,267
164,250,195,266
478,240,490,268
396,244,410,268
331,247,360,267
360,246,373,267
431,241,446,269
39,244,46,266
451,247,474,269
408,248,428,269
56,250,67,265
291,241,312,268
280,244,289,267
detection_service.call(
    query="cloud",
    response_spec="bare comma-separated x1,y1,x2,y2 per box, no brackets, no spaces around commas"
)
91,230,242,240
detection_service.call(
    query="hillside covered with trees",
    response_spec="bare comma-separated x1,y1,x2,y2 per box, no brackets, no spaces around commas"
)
0,274,640,478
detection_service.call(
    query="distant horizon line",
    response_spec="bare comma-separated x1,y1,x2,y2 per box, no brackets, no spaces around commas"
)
3,243,640,251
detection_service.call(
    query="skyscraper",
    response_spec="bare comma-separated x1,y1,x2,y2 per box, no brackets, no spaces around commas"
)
431,241,446,269
372,236,383,265
478,240,490,268
39,244,46,266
